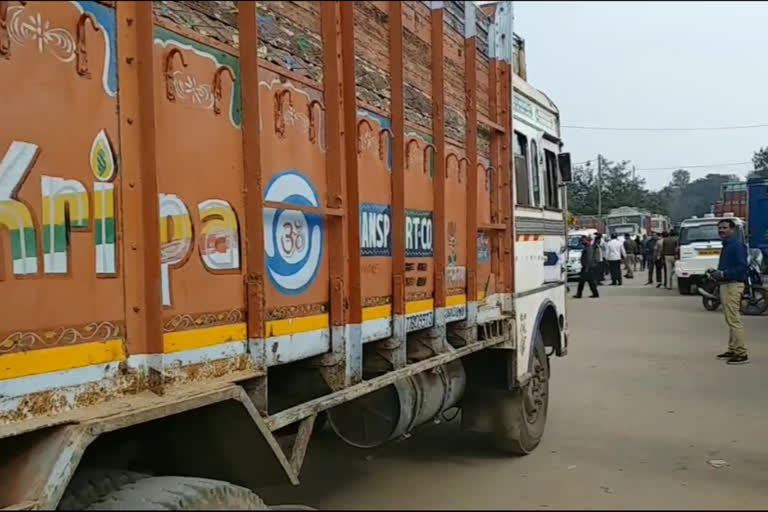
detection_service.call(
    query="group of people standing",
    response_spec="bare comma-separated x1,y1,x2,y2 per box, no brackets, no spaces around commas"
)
574,230,679,298
641,230,679,290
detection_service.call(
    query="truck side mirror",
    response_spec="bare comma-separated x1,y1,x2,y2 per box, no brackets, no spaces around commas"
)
558,152,572,183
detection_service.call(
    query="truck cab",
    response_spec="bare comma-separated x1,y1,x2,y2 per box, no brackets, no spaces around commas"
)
676,214,745,293
607,223,640,238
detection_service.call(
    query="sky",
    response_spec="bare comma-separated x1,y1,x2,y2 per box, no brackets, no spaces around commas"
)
511,1,768,190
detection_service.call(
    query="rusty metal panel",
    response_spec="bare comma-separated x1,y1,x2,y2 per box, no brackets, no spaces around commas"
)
464,8,478,305
238,1,266,345
151,20,249,382
500,59,515,293
389,2,406,319
0,0,132,420
431,5,446,310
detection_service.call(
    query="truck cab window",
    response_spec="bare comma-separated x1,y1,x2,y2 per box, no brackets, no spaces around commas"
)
544,149,559,208
530,140,541,206
514,131,531,206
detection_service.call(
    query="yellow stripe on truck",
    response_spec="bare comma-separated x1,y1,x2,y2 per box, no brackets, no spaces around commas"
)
265,314,329,338
0,339,125,380
163,323,247,353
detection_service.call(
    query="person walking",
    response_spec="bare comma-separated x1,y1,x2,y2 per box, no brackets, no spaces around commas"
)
623,233,636,279
606,233,626,285
593,233,606,285
634,235,642,271
712,219,749,365
662,228,678,290
655,232,666,288
574,235,599,298
640,234,649,271
645,232,659,284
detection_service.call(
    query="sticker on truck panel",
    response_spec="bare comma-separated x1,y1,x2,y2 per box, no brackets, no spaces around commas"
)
264,170,324,295
360,203,392,256
359,204,433,258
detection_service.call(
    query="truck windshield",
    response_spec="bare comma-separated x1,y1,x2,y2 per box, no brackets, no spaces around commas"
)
568,236,584,250
609,224,635,236
679,223,745,244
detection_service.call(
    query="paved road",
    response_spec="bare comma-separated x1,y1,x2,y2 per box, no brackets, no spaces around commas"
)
261,280,768,509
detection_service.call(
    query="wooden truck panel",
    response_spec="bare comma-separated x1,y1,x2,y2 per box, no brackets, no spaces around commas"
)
0,0,516,424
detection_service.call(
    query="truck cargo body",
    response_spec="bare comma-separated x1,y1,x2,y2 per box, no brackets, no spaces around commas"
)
573,215,605,233
0,1,569,509
747,177,768,250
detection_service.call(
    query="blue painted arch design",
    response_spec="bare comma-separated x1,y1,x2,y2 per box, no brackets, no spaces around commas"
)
76,1,118,96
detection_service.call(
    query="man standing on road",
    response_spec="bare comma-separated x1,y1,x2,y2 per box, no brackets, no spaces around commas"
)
640,234,649,271
712,219,749,365
574,235,599,298
606,233,626,285
655,232,667,288
645,232,660,285
662,229,678,290
623,233,636,279
593,233,606,285
634,235,642,272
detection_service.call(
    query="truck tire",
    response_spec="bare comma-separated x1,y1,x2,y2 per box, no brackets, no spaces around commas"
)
491,331,550,455
85,476,268,510
58,470,150,510
677,277,691,295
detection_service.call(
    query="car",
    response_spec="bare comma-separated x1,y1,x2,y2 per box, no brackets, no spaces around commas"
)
566,229,596,281
675,214,746,294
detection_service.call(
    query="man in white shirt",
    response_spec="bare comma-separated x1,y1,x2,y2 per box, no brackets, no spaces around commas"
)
606,233,627,285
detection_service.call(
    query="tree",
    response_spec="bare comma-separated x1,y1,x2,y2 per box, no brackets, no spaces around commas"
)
751,147,768,177
565,154,737,223
566,163,599,215
598,158,647,210
657,172,740,223
671,169,690,189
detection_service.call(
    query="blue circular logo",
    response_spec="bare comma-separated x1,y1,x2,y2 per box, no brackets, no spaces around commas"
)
263,170,324,295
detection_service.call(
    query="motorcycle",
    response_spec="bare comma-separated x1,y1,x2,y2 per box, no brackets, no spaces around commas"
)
698,256,767,315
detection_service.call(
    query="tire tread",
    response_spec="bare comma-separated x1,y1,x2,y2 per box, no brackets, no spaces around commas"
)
85,476,269,510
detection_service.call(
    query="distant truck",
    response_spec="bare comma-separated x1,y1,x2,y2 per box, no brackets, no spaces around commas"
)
604,206,649,238
573,215,605,233
747,177,768,250
748,177,768,274
713,182,748,219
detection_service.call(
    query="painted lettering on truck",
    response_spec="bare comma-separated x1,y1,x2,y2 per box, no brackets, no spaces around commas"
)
360,203,433,258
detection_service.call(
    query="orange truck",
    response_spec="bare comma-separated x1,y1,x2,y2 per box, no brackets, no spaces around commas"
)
0,1,572,509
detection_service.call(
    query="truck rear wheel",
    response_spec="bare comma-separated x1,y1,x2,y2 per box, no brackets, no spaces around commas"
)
58,470,150,510
491,332,550,455
85,476,268,510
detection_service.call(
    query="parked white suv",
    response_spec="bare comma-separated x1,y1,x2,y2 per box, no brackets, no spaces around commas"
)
566,229,597,281
675,214,745,294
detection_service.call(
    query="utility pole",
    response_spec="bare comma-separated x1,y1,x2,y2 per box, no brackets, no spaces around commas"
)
597,153,602,218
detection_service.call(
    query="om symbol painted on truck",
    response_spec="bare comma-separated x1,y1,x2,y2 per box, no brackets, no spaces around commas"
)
264,170,324,295
280,220,306,257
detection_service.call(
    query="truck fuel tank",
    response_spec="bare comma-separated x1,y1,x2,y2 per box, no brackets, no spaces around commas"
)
327,360,466,449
